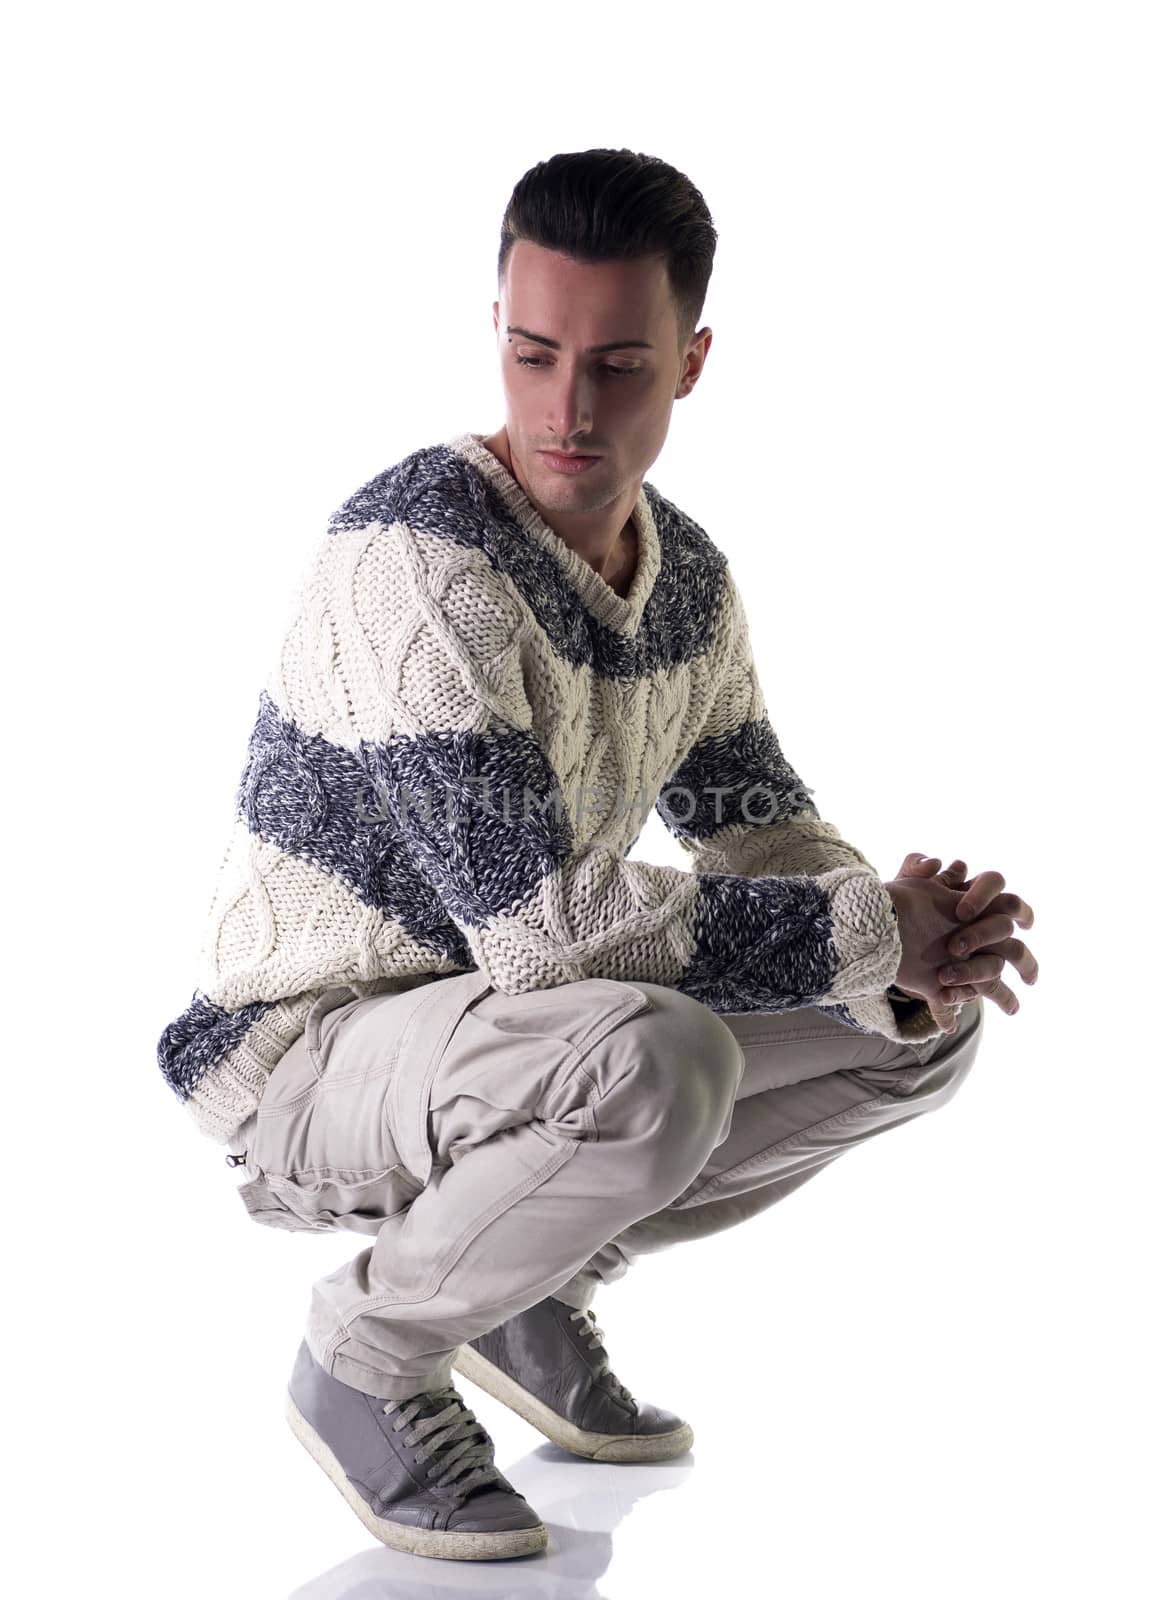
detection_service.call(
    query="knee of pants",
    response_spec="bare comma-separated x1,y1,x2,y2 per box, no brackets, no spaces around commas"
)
597,983,745,1198
905,997,985,1110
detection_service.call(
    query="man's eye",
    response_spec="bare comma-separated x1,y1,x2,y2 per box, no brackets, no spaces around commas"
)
514,356,639,377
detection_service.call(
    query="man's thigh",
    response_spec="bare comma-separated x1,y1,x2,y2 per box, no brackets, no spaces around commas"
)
664,997,985,1213
698,998,942,1099
236,969,660,1232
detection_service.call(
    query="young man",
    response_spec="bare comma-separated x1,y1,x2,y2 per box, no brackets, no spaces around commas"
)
157,149,1037,1563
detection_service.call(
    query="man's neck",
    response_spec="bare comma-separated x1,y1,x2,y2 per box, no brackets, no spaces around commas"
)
479,427,637,591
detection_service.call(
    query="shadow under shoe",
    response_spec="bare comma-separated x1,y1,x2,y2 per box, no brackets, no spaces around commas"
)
284,1339,547,1561
453,1295,694,1462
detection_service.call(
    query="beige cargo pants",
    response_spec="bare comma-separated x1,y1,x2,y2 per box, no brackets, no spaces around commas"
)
230,972,984,1401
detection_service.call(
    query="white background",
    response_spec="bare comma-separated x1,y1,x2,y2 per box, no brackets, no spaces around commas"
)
5,2,1161,1596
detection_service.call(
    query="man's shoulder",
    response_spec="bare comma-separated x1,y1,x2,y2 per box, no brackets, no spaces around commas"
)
325,436,486,545
309,441,520,663
310,439,511,615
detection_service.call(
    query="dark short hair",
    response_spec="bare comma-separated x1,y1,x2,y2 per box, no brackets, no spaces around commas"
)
498,148,718,357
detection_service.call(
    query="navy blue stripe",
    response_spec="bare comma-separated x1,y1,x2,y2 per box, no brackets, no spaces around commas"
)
156,990,280,1100
654,716,819,844
677,873,837,1013
236,691,471,963
326,443,728,678
362,724,575,926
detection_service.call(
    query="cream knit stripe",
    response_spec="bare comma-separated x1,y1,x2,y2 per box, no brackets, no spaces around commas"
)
815,868,904,998
464,868,699,992
683,815,874,879
268,520,532,743
196,820,461,1011
185,991,318,1143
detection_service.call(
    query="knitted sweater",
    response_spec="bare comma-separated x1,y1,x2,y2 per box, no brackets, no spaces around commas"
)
157,430,942,1146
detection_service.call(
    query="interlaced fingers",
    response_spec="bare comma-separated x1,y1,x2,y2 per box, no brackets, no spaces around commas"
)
382,1387,502,1503
568,1308,637,1407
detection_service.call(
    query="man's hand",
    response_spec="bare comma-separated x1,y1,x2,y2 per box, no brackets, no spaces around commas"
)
885,852,1039,1032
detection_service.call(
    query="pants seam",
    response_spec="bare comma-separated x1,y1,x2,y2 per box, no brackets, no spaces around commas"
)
676,1085,902,1208
324,1136,580,1355
732,1026,892,1049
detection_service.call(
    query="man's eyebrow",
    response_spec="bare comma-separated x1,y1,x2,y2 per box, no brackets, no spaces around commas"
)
506,325,654,353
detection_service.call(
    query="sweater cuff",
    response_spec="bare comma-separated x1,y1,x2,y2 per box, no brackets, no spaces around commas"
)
816,866,904,997
844,986,947,1043
818,872,946,1044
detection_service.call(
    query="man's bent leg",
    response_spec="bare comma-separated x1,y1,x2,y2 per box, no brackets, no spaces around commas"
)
552,993,985,1310
305,977,747,1401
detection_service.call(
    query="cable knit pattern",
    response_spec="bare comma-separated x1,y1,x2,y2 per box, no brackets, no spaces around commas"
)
157,430,941,1146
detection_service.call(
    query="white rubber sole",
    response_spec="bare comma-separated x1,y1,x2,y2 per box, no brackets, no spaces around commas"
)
451,1342,695,1462
283,1390,548,1561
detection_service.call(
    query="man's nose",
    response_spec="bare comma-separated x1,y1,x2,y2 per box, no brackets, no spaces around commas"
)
545,369,596,439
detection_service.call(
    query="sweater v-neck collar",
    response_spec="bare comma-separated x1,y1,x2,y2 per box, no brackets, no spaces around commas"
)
446,430,662,636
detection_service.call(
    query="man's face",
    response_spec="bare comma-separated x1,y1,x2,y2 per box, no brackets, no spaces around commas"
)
492,240,711,512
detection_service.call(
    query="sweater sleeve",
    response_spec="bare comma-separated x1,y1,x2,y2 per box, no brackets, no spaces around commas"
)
357,547,922,1028
651,567,944,1042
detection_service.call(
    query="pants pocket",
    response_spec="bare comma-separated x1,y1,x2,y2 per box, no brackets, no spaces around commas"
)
257,1166,425,1235
424,977,655,1156
243,984,426,1234
236,1175,325,1233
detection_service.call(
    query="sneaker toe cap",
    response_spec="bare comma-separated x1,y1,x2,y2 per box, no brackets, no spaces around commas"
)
637,1402,690,1436
445,1488,544,1533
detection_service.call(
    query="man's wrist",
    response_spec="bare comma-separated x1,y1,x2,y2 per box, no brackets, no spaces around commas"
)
882,881,908,993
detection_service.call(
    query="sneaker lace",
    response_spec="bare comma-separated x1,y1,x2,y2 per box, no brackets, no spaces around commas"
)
382,1386,503,1503
567,1308,637,1407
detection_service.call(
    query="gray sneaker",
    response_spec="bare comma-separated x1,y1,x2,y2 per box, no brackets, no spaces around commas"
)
284,1339,548,1561
452,1295,694,1462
